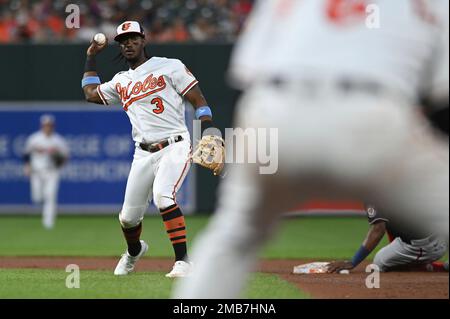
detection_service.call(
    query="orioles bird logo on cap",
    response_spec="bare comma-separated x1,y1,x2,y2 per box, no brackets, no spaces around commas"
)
122,23,131,31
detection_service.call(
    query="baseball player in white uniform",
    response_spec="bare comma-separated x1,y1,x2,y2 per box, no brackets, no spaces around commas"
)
174,0,449,298
24,115,69,229
81,21,220,277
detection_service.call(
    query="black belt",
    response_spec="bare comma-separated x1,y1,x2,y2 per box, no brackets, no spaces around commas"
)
268,77,384,96
140,135,183,153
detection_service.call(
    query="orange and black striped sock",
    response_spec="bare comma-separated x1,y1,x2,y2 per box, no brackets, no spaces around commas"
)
160,204,188,261
121,222,142,257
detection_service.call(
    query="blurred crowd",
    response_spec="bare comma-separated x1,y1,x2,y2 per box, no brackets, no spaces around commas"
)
0,0,254,43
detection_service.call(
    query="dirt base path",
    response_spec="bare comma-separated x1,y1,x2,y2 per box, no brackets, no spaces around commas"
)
0,257,448,299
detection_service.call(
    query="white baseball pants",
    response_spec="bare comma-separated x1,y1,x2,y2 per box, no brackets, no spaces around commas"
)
174,83,449,298
31,169,60,229
119,136,192,229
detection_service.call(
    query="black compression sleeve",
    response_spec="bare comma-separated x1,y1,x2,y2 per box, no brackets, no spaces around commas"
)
84,55,97,73
201,120,222,137
201,119,214,133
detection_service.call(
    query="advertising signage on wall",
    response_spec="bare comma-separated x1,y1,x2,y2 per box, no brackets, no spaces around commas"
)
0,102,196,214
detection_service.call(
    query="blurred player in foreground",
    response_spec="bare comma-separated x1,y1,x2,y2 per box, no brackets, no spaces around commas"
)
327,206,448,273
81,22,223,277
23,115,69,229
174,0,449,298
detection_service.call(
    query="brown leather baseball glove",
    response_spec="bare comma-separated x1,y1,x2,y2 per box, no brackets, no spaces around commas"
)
192,135,225,176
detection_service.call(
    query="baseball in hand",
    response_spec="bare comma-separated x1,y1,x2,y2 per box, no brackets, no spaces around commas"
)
93,33,106,45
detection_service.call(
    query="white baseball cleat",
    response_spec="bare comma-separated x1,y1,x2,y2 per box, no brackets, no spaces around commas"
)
165,261,193,278
114,240,148,276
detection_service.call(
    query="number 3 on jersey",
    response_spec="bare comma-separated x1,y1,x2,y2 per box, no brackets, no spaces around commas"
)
151,97,164,114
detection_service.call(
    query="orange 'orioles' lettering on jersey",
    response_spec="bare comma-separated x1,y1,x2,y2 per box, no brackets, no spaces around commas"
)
116,74,167,111
326,0,367,25
98,57,197,142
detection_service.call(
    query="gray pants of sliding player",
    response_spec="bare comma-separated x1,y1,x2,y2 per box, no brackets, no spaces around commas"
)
374,237,448,271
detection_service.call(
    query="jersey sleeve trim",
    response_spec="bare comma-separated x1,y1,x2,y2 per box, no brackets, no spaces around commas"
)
97,85,109,106
181,80,199,96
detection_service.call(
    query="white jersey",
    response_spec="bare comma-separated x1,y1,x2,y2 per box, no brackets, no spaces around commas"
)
25,131,69,171
230,0,449,105
97,57,198,143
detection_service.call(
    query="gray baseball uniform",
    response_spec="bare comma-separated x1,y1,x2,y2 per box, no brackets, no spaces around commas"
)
367,206,448,271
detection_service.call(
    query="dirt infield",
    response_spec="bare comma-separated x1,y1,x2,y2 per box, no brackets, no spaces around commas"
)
0,257,448,299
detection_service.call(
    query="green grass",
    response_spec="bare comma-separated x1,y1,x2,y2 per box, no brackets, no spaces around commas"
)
243,273,309,299
0,269,307,299
0,215,386,299
0,215,384,259
263,216,387,260
0,215,206,257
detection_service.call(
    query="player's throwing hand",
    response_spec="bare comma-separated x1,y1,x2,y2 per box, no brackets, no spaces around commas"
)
86,35,108,56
